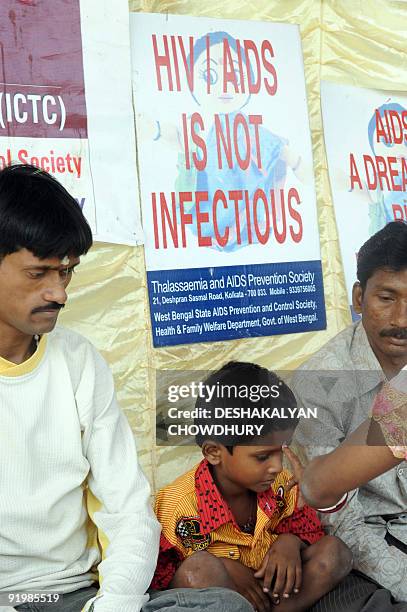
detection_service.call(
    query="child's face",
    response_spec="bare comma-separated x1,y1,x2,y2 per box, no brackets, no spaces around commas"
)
212,429,294,495
193,41,249,115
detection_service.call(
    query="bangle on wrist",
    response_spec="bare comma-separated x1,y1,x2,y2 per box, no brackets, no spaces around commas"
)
317,492,348,513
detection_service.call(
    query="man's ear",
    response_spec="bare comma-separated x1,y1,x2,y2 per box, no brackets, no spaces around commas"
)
352,281,363,314
202,441,222,465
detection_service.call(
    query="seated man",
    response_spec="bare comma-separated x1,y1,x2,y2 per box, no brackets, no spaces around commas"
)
152,362,352,612
292,221,407,606
0,164,161,611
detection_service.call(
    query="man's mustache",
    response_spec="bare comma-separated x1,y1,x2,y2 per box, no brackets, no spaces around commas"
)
380,327,407,339
31,303,65,314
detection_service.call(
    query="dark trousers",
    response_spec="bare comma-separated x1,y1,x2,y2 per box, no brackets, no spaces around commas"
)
309,529,407,611
310,570,407,612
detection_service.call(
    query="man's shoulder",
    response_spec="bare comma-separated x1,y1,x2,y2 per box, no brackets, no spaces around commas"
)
297,323,359,371
48,326,101,360
46,326,109,387
291,323,360,407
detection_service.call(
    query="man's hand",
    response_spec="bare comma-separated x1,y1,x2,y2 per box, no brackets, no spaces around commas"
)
282,445,305,508
221,557,271,612
254,534,303,604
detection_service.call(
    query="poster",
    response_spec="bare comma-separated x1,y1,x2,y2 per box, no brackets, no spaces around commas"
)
321,81,407,312
0,0,142,245
131,13,326,346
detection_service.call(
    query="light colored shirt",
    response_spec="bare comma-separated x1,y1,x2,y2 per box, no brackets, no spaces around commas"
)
292,321,407,602
0,326,160,612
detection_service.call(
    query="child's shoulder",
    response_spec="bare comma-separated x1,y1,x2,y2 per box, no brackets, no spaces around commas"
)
155,463,199,508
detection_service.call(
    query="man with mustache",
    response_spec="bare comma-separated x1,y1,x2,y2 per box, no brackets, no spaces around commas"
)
0,164,253,612
291,221,407,608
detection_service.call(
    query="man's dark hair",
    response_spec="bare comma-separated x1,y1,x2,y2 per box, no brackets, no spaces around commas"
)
195,361,298,450
357,221,407,290
0,163,93,259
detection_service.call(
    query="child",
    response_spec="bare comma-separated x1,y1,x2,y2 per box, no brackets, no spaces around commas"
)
152,362,352,612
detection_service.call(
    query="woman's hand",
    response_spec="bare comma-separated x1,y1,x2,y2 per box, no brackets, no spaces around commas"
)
282,445,305,509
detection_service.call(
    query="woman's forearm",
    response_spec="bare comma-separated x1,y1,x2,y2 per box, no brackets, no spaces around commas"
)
301,421,401,508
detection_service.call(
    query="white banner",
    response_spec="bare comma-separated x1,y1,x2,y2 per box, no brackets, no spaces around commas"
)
131,13,326,346
0,0,142,246
321,81,407,310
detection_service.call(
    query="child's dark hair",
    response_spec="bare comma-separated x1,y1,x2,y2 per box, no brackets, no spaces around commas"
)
195,361,298,450
357,221,407,291
0,163,92,260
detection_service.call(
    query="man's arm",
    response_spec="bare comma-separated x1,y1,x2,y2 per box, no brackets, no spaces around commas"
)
80,348,160,612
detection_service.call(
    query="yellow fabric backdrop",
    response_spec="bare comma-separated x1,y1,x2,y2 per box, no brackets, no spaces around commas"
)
60,0,407,492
